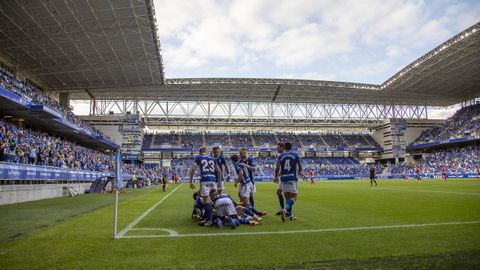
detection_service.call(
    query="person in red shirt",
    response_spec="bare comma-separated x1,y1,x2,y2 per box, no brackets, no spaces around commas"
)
441,165,447,182
415,166,422,182
173,173,179,185
305,170,310,182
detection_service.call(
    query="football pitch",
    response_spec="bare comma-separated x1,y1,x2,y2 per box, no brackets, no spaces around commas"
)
1,179,479,269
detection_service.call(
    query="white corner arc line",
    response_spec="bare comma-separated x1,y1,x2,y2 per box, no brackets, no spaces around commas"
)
118,220,480,239
129,228,179,236
116,183,183,238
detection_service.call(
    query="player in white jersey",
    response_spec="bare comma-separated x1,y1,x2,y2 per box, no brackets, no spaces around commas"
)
210,192,261,229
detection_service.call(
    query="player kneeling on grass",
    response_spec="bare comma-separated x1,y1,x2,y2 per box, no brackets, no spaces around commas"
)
274,142,302,222
191,191,204,221
189,146,222,226
231,154,267,218
210,191,261,229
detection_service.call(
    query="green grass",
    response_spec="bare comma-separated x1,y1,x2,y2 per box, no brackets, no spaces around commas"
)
0,179,479,269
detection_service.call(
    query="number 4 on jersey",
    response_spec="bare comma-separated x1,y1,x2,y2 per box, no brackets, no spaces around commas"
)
284,159,291,171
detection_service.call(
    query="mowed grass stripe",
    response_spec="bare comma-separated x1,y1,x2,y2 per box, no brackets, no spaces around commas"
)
122,220,480,238
0,179,479,270
116,183,184,238
135,179,480,234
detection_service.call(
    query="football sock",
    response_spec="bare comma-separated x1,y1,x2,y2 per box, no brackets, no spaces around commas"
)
243,207,255,217
247,205,260,215
278,193,285,209
285,198,295,213
204,203,212,221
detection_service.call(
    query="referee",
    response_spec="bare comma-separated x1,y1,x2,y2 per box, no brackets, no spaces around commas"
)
369,165,378,187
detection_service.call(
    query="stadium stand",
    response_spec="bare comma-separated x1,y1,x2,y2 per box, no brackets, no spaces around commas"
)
142,134,153,148
0,119,159,179
144,132,381,149
301,133,327,147
391,145,480,175
169,155,381,180
418,145,480,173
412,104,480,145
276,132,303,147
152,133,178,146
0,67,103,136
253,132,277,147
322,134,348,148
204,132,230,146
230,133,255,147
0,119,112,171
179,132,204,148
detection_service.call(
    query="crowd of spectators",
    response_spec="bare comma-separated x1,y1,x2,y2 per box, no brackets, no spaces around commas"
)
143,132,380,149
322,134,348,148
0,119,113,171
204,132,229,146
276,133,303,146
253,132,276,147
0,119,164,178
230,134,254,147
343,134,369,147
169,155,382,179
142,134,153,148
152,133,178,146
413,104,480,145
0,67,103,137
390,145,480,175
301,133,327,147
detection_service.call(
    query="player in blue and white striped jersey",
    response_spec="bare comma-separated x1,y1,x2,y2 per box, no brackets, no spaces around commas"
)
231,154,267,218
239,147,257,206
189,146,221,226
212,146,230,193
274,142,303,222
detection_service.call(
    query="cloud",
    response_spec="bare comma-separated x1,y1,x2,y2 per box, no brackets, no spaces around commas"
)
280,72,337,81
154,0,480,84
428,104,462,119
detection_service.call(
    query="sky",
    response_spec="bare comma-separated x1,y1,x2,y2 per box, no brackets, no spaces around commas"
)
153,0,480,84
71,1,480,119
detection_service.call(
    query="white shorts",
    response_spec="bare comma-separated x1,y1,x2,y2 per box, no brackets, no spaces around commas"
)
252,182,256,193
279,181,298,194
200,182,217,197
239,182,254,199
277,181,283,191
217,181,225,191
214,197,237,217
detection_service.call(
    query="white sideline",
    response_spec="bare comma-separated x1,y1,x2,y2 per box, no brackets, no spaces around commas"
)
118,220,480,239
376,187,480,196
116,183,184,238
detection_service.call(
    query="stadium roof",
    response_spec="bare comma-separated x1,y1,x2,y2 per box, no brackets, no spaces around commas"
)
63,22,479,106
0,0,164,89
0,1,479,106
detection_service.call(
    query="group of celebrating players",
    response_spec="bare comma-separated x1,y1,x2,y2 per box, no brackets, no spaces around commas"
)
189,142,303,229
